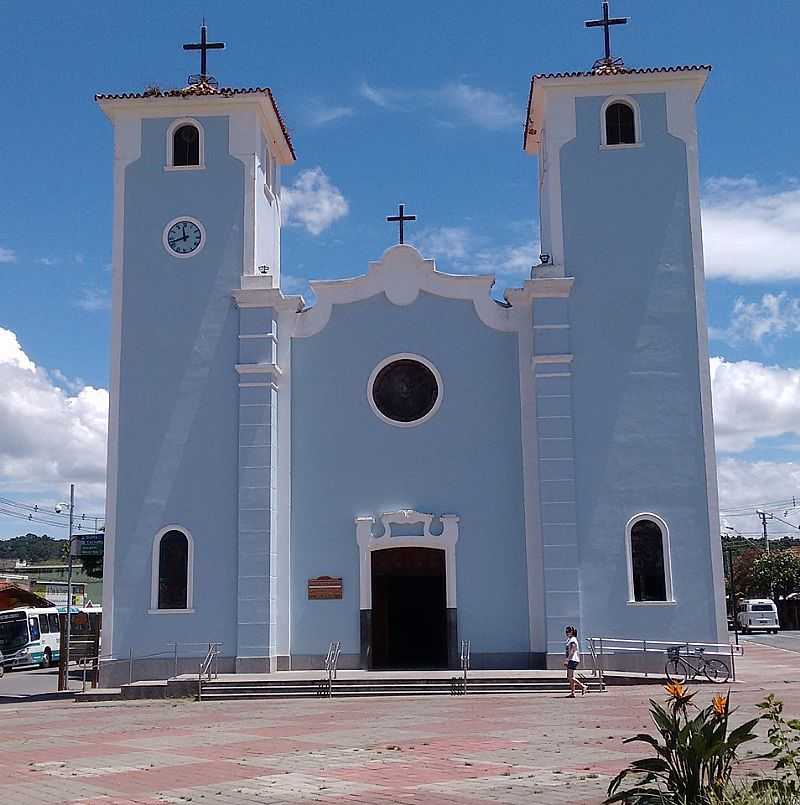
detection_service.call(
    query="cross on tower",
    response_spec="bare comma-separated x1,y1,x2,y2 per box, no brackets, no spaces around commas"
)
386,203,416,245
183,21,225,85
585,1,628,69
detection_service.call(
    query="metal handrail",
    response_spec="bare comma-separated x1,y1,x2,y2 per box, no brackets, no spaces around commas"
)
77,655,100,693
459,639,471,695
587,636,743,683
197,642,223,701
323,640,341,698
586,637,605,690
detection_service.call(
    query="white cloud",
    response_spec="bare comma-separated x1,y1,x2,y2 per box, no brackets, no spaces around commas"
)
713,292,800,346
37,257,59,266
359,81,393,109
710,356,800,453
702,179,800,282
437,82,518,131
0,246,17,263
282,167,349,236
305,98,354,127
0,327,108,534
717,458,800,536
417,226,538,282
359,80,518,130
75,287,111,312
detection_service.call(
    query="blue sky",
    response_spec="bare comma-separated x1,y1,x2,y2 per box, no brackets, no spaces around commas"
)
1,1,799,539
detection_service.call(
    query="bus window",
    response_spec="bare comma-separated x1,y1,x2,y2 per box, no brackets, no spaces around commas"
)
49,613,60,632
28,617,40,642
38,614,50,634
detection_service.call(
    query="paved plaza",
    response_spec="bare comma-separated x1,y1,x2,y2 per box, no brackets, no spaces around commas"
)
2,642,799,805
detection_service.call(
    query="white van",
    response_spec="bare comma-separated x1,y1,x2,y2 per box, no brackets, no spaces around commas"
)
737,599,780,634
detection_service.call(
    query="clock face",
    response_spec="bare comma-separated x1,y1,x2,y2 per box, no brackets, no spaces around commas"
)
165,219,203,256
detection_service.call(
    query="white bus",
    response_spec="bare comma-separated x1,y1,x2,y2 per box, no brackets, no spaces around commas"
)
0,607,62,669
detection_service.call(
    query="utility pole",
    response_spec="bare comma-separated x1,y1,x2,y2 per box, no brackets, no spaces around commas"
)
726,545,739,646
56,484,76,690
756,509,770,554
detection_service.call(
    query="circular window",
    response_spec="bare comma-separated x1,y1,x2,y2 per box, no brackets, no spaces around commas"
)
369,355,441,427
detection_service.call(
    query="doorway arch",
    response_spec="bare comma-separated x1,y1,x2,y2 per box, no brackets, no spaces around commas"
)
355,510,459,669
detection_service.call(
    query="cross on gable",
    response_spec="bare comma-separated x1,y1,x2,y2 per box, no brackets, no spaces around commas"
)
183,21,225,85
585,1,628,70
386,203,417,245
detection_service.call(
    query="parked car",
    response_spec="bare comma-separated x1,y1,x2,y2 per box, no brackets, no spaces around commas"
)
736,599,780,634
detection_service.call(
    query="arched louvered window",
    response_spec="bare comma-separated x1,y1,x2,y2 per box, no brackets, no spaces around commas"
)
150,527,193,611
627,515,673,603
605,102,636,146
172,124,200,167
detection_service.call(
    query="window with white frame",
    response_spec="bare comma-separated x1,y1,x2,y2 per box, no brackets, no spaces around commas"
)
151,527,193,611
166,119,204,169
626,514,673,603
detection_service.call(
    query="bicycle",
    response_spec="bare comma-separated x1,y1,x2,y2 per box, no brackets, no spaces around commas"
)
664,646,730,684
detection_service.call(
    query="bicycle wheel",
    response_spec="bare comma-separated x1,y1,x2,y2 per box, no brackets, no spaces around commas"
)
665,657,689,683
703,658,730,684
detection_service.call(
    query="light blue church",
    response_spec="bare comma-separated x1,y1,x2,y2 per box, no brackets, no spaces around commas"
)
97,23,727,684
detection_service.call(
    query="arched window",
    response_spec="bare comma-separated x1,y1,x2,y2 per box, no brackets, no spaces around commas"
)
626,515,673,603
605,101,636,146
173,124,200,167
150,526,194,612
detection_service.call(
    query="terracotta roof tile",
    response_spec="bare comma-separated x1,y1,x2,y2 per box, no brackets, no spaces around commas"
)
95,83,295,160
532,64,711,80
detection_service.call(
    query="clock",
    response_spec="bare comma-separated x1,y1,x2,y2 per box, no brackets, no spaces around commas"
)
163,217,205,258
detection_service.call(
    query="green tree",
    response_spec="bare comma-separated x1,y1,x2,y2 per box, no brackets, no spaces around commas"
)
750,550,800,600
0,533,66,563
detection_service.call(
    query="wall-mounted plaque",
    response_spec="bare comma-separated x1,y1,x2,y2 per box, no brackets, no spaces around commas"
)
308,576,343,600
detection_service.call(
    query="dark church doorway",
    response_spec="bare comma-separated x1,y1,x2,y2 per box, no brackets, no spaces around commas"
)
371,547,448,669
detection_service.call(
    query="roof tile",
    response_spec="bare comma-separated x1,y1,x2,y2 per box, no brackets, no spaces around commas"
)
95,82,295,160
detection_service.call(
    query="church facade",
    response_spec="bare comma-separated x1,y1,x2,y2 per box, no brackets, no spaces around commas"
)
97,46,727,683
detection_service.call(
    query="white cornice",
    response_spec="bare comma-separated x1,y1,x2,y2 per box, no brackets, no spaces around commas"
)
232,287,303,311
294,244,573,338
525,69,709,155
235,362,282,376
97,95,294,165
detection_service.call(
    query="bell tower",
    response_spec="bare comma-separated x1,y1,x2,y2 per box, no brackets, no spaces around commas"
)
522,3,728,662
97,27,296,678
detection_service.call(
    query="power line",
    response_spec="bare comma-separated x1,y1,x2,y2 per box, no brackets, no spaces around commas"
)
0,496,104,522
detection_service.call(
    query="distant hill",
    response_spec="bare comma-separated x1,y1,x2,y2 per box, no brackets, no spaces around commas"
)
0,533,67,564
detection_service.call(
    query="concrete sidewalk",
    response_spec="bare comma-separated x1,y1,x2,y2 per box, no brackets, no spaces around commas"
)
0,641,797,804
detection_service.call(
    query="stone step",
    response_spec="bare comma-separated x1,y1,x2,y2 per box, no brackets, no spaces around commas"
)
198,677,604,700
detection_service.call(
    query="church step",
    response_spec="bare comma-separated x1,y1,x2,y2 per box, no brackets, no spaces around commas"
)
198,678,604,699
200,686,602,701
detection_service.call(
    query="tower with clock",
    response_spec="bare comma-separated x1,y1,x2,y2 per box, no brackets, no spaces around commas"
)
98,12,727,686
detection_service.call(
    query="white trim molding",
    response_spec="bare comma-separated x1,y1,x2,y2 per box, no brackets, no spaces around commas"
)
624,513,675,605
165,117,205,170
367,353,443,428
150,525,195,612
293,244,573,339
599,95,643,149
355,510,459,610
162,215,207,259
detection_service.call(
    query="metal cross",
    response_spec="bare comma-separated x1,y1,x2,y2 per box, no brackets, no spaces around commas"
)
183,21,225,81
585,1,628,65
386,203,416,245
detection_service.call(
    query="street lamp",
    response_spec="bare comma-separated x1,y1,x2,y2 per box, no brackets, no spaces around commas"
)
55,484,75,689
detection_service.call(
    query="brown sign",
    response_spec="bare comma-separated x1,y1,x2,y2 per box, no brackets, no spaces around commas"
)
308,576,343,600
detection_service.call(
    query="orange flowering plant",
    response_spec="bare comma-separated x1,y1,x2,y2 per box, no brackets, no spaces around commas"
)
605,686,758,804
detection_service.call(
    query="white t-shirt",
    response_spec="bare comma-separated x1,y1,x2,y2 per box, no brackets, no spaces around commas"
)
565,636,580,664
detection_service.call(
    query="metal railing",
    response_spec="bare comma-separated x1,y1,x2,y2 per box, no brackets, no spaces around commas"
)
457,639,471,696
587,637,744,683
197,642,223,701
323,640,341,698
